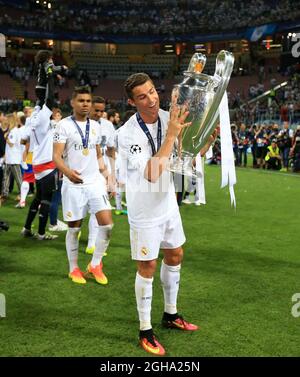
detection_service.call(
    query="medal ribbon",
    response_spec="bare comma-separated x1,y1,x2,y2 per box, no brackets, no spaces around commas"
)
71,116,90,149
136,113,162,156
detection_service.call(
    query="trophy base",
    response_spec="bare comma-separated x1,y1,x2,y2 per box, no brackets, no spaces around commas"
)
169,156,202,179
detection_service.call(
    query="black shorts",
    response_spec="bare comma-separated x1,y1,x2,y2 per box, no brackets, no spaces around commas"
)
35,169,58,203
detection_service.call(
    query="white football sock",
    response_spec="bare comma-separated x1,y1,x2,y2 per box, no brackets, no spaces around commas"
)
20,181,30,203
91,224,113,267
66,227,81,272
115,189,123,210
87,214,98,249
135,272,153,331
160,260,181,315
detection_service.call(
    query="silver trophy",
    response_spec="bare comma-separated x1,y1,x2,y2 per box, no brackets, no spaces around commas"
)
169,50,234,178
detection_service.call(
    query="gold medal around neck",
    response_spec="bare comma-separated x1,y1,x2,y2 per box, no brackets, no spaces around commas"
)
82,148,89,156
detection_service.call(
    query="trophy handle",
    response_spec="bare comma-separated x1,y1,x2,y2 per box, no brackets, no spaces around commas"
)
214,50,235,98
193,50,234,151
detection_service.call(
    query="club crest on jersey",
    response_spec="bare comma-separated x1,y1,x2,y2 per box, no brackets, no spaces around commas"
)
141,247,148,256
53,133,60,142
130,145,142,154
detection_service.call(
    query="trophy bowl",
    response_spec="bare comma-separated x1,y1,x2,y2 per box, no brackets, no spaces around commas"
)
169,50,234,178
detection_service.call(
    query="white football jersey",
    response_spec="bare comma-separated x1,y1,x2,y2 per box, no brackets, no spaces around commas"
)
5,127,22,164
98,118,115,151
54,116,106,189
29,105,54,165
98,118,116,172
117,109,178,228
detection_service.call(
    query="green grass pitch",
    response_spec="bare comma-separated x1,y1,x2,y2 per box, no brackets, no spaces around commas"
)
0,165,299,356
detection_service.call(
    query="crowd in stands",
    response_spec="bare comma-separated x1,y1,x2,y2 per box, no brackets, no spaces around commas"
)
0,51,171,113
0,52,33,82
231,65,300,126
1,0,300,36
1,48,299,122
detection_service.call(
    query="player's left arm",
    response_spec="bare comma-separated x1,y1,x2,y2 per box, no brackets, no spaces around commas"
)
96,144,108,176
53,142,83,184
97,145,116,194
106,125,116,179
106,146,116,180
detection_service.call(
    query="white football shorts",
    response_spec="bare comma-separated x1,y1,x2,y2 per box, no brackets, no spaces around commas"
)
130,212,186,261
61,182,111,222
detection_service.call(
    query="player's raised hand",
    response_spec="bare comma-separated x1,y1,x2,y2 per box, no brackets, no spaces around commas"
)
167,101,191,139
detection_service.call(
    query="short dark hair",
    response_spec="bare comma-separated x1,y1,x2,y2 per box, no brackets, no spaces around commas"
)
92,96,105,104
72,86,91,99
107,109,117,119
124,73,152,99
35,50,52,65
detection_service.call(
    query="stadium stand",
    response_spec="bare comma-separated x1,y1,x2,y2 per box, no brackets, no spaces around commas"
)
1,0,300,36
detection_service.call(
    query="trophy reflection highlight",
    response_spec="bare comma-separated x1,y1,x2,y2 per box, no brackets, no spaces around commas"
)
169,50,234,178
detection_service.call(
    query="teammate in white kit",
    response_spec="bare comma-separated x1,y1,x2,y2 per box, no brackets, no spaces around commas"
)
118,73,198,356
21,73,59,241
53,86,113,285
84,96,116,256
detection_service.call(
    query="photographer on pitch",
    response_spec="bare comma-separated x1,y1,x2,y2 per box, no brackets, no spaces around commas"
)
265,139,282,170
255,124,269,169
237,123,250,167
277,121,293,172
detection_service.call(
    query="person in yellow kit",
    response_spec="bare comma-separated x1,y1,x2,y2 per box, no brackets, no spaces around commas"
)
265,139,282,170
